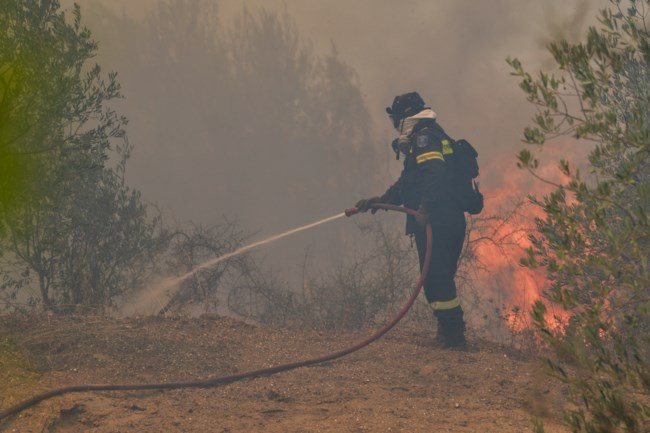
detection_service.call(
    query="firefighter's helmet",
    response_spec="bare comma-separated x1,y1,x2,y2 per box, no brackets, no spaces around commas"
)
386,92,425,129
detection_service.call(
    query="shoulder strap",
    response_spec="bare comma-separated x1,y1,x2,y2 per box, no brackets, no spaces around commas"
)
410,118,439,137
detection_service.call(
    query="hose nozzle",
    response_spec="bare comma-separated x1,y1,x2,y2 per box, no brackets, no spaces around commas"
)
344,207,359,217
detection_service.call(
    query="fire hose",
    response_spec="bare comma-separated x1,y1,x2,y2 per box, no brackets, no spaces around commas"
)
0,204,432,422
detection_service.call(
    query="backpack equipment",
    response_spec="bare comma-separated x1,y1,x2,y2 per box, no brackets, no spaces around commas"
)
449,139,483,215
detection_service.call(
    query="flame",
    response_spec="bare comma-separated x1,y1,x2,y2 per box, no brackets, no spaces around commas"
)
472,144,579,332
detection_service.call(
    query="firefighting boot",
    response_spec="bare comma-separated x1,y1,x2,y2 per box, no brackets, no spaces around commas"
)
434,306,467,350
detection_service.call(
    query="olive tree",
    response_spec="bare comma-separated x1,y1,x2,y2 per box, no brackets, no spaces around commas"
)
509,1,650,430
0,0,164,310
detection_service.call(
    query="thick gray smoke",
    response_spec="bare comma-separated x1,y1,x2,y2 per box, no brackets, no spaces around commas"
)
62,0,607,293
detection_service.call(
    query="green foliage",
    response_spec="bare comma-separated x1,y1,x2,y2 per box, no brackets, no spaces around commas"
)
0,1,165,310
1,0,376,315
511,1,650,431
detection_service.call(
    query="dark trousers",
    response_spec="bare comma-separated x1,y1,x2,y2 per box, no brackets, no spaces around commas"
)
412,209,466,332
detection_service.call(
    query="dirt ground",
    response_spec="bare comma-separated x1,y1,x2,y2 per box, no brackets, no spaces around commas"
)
0,313,568,433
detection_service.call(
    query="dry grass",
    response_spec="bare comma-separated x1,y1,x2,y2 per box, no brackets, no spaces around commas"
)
0,318,45,410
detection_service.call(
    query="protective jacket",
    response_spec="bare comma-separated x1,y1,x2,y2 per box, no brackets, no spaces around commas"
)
380,109,462,234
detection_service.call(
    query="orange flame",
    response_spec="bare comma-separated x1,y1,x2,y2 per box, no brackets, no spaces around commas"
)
472,145,578,332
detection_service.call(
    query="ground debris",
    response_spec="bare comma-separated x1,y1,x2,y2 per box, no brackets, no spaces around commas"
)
0,313,568,433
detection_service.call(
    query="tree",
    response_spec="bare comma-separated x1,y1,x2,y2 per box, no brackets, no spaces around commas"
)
509,1,650,430
61,0,381,316
0,0,164,310
79,0,377,230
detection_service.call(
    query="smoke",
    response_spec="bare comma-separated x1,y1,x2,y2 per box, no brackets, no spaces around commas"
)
69,0,610,175
62,0,610,323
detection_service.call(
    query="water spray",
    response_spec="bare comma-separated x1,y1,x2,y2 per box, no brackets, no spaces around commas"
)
166,212,346,288
0,204,430,423
127,212,348,316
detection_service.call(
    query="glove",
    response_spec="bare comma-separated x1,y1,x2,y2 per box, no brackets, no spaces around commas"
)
414,205,430,227
355,196,381,213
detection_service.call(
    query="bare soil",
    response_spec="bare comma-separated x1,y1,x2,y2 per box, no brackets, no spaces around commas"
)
0,314,568,433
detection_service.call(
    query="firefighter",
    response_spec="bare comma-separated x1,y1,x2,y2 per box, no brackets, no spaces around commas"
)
355,92,467,348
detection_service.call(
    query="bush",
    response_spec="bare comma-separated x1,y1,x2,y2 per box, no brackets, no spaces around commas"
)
510,1,650,430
